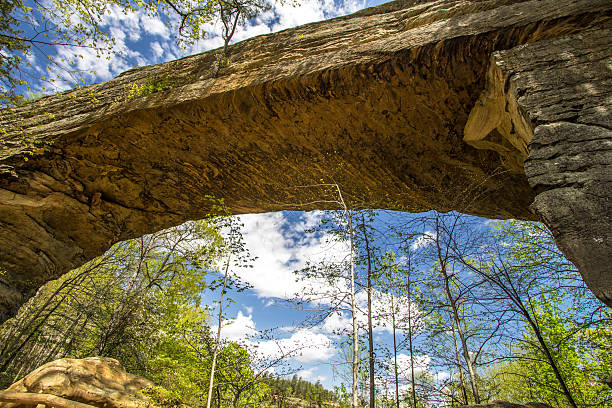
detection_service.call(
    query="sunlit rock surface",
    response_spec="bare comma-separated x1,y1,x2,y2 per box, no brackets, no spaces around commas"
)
0,357,157,408
0,0,610,320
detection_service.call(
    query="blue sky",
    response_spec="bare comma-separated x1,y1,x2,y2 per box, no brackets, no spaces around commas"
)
201,210,453,391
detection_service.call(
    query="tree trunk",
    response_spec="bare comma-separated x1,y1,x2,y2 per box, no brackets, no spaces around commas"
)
406,262,417,408
391,293,400,408
332,185,360,408
435,217,481,403
361,215,376,408
523,307,578,408
206,252,232,408
349,214,359,408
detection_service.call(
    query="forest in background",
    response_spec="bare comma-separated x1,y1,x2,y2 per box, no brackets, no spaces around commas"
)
0,205,610,408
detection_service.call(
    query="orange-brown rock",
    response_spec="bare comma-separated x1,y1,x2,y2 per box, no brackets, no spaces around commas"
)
0,357,157,408
0,0,610,320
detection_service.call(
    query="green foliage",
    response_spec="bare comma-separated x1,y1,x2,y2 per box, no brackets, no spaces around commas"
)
486,295,612,407
0,0,29,106
265,374,338,407
479,219,612,407
11,91,46,106
1,209,609,408
0,209,335,407
141,384,187,407
128,77,172,99
0,218,220,385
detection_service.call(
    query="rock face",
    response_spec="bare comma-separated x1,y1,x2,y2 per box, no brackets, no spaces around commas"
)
0,357,157,408
0,0,610,320
468,27,612,306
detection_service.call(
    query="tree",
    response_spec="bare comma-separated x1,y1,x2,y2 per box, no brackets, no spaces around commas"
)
0,218,223,388
215,0,270,68
465,219,612,407
378,250,424,408
417,213,486,405
205,209,254,408
356,212,377,408
0,0,29,105
399,212,507,406
0,0,271,106
289,183,361,408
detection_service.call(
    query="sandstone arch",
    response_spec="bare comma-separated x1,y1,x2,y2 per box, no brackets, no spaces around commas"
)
0,0,610,321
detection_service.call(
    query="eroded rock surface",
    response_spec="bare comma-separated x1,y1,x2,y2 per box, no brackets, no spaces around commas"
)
0,0,610,319
472,28,611,306
0,357,157,408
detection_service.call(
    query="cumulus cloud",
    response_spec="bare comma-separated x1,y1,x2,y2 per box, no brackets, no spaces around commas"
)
213,310,258,342
227,212,350,300
321,310,353,334
252,328,336,364
319,289,422,335
298,367,327,383
388,353,431,378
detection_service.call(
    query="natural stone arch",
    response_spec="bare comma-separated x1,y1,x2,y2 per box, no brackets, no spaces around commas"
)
0,0,610,322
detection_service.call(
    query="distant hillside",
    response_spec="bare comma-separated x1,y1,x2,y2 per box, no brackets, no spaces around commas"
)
262,374,339,407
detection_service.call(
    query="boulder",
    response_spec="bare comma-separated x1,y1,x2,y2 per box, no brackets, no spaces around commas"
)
0,357,157,408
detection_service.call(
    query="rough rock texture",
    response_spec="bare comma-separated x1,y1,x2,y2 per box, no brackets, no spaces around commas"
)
461,403,552,408
0,357,157,408
472,28,611,306
0,0,610,319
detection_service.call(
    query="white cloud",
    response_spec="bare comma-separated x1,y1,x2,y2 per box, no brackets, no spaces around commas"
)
39,0,368,93
215,310,257,342
298,367,327,383
319,289,422,335
151,41,165,60
214,311,336,364
142,13,171,37
227,212,350,300
388,353,431,378
253,328,336,363
411,231,436,250
322,311,352,334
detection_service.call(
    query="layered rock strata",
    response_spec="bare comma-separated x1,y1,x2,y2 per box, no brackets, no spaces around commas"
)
0,0,610,320
475,28,612,306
